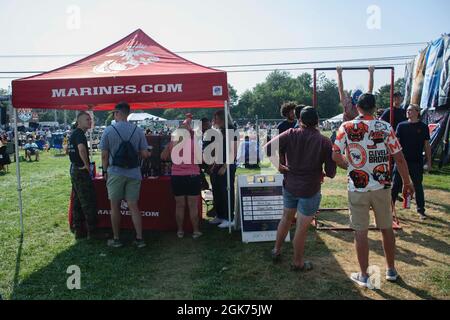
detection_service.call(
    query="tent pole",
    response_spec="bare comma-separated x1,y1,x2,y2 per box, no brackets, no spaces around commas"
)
224,100,232,234
13,108,24,236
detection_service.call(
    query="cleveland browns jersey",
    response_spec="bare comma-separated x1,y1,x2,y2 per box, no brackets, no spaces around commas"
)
333,115,402,192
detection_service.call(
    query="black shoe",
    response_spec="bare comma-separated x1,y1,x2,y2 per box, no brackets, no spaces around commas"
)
419,213,428,220
396,195,404,202
75,229,87,240
290,261,313,272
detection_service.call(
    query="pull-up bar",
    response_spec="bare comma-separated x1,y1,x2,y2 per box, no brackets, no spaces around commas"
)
313,66,395,112
314,66,394,71
311,66,400,231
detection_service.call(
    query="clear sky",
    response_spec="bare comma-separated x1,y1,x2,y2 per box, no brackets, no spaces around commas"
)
1,0,449,96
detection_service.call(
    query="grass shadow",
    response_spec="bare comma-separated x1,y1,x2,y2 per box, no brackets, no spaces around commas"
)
191,222,365,300
374,277,438,300
11,223,365,300
12,234,24,295
323,229,443,267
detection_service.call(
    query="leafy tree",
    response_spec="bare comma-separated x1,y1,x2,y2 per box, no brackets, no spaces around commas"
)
316,73,341,119
376,78,405,109
234,71,340,120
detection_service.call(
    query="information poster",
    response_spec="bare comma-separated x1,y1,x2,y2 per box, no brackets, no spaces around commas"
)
238,175,290,243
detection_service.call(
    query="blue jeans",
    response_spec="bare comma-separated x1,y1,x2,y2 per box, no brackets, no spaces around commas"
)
283,189,321,216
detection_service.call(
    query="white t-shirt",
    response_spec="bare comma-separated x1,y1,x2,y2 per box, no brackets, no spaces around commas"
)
333,115,402,192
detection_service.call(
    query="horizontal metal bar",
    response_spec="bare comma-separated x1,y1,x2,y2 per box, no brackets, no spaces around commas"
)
314,66,394,71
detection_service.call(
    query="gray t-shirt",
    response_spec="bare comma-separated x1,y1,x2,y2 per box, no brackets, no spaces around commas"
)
99,121,148,180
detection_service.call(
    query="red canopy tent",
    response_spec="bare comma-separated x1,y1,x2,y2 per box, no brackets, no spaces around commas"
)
12,29,228,110
11,29,233,235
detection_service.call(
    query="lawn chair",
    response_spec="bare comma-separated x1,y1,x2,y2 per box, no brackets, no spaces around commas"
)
201,189,214,215
0,143,13,173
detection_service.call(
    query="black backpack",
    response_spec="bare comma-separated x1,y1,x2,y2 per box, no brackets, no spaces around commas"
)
111,125,139,169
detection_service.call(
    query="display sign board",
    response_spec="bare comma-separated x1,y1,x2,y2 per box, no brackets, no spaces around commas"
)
18,108,32,122
238,174,290,243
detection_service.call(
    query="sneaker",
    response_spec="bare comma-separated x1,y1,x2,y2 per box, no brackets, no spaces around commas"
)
209,217,223,225
107,239,123,248
218,220,235,228
419,213,428,220
177,231,185,238
192,231,203,239
386,269,399,282
290,261,313,272
350,272,369,288
133,239,146,248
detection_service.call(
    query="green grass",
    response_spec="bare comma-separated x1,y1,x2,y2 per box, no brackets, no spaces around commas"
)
0,151,449,300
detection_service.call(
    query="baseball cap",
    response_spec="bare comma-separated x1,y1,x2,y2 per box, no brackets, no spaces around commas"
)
351,89,363,105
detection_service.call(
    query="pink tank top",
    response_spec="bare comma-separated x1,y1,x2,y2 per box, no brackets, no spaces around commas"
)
171,137,200,176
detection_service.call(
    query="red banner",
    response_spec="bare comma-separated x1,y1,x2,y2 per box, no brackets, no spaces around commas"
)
68,176,201,232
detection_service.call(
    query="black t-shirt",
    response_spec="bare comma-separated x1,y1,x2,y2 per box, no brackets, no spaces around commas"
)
69,128,89,167
380,108,407,131
396,121,430,164
218,126,238,167
277,120,296,135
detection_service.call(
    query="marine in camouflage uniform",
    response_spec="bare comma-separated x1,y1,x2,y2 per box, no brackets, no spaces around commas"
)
69,112,97,237
71,166,97,234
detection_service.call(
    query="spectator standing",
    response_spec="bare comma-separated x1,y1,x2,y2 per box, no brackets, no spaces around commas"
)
332,93,414,288
391,104,432,220
380,92,407,131
99,102,150,248
277,102,297,135
267,107,336,271
161,115,203,239
68,111,97,239
209,110,238,229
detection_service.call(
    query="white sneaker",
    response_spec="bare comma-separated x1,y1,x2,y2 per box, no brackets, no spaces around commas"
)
209,217,223,225
218,220,235,228
350,272,370,288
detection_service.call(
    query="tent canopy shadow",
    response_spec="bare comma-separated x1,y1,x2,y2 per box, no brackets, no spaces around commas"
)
11,225,365,300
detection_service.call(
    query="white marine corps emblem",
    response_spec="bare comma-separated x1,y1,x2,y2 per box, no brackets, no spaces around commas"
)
93,45,160,74
120,200,129,211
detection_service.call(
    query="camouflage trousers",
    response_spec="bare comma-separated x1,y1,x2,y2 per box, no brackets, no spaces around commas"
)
71,166,97,231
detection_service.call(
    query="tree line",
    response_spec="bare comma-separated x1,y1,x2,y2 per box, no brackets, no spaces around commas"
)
1,71,404,126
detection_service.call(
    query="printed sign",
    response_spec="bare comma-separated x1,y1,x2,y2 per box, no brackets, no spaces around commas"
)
238,174,290,243
18,108,32,122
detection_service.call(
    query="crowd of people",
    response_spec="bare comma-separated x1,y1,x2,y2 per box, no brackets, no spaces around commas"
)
3,65,433,290
261,67,432,287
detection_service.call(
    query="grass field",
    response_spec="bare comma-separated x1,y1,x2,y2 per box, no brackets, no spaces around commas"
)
0,150,449,300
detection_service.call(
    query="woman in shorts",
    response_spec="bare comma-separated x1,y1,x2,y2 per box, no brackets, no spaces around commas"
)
161,116,203,239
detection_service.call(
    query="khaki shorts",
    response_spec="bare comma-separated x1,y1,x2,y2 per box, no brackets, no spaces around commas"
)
348,188,392,231
106,174,141,202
